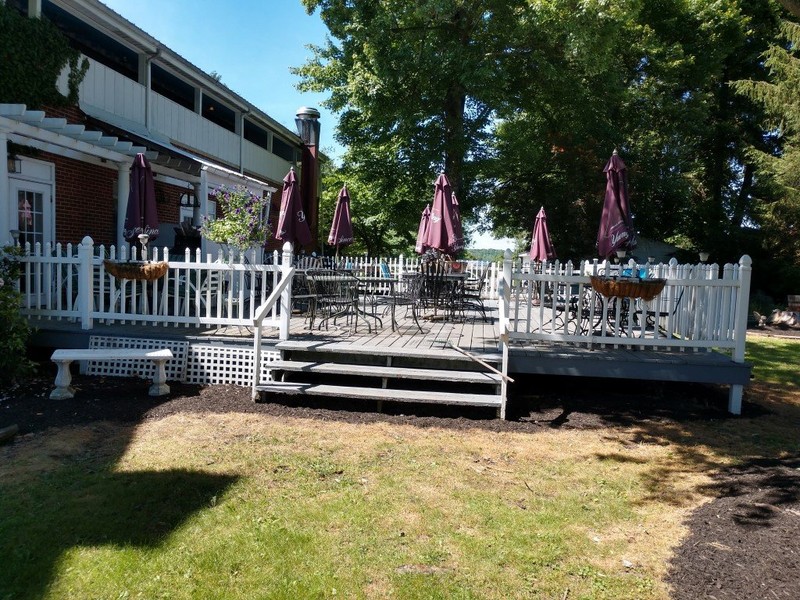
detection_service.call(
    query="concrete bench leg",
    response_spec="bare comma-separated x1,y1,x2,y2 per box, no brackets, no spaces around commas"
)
728,384,743,415
50,359,76,400
149,358,170,396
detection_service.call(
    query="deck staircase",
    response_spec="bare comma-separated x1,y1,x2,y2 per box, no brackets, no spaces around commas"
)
254,340,505,415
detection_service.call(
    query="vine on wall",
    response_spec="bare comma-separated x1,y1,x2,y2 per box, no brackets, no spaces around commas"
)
0,4,88,107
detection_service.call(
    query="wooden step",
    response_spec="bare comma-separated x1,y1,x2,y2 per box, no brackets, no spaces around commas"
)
255,382,503,408
275,340,502,364
268,360,501,384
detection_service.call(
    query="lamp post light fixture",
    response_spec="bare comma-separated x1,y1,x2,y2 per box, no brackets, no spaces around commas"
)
138,233,150,261
699,251,710,263
615,249,627,264
180,193,200,208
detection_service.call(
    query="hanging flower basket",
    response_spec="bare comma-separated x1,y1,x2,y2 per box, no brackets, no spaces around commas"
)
103,260,169,281
590,275,666,301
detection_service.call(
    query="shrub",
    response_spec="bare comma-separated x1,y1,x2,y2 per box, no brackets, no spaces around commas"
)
0,245,34,389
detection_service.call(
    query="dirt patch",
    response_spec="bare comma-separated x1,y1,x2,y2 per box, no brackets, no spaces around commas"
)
748,323,800,339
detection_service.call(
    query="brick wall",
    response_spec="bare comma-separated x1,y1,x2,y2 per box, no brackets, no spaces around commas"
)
45,152,117,245
41,105,87,125
40,152,183,247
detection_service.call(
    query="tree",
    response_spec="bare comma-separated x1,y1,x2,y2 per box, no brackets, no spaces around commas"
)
733,13,800,296
485,0,781,264
295,0,527,232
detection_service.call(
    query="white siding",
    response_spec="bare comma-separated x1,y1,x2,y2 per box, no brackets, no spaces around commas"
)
79,59,146,124
73,57,293,183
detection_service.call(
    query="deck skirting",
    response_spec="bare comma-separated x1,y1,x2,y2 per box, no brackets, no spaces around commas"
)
507,345,751,386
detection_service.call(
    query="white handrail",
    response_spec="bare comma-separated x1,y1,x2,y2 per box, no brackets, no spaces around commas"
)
252,242,295,399
252,269,293,323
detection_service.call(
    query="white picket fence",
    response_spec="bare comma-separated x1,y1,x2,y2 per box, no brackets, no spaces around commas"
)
499,255,752,354
16,237,500,330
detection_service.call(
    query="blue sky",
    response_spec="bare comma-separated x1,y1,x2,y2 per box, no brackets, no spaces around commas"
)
101,0,337,154
99,0,513,249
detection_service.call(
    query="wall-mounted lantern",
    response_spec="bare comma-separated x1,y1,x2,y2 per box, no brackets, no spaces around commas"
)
7,154,21,174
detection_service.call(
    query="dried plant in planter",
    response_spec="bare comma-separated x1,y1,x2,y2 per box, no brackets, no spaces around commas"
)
103,260,168,281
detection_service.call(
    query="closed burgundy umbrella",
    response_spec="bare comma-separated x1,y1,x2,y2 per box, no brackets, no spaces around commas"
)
425,173,464,256
275,167,312,247
596,150,637,258
327,185,354,258
529,206,556,262
122,153,159,245
415,204,431,254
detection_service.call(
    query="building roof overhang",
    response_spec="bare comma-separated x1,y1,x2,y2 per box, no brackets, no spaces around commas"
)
1,104,276,192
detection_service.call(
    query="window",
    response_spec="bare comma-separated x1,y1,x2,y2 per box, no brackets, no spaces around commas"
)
12,180,53,250
244,120,269,150
43,0,138,80
202,95,235,132
272,136,296,162
152,64,195,110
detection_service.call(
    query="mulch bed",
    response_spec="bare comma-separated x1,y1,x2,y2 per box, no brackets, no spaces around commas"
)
666,457,800,599
2,323,799,599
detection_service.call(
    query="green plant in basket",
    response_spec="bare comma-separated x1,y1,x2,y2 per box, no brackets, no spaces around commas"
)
201,185,271,252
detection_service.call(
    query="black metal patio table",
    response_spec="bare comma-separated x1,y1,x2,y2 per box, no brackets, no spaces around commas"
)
307,270,378,333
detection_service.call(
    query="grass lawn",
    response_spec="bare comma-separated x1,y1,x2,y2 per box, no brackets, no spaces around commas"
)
1,335,798,599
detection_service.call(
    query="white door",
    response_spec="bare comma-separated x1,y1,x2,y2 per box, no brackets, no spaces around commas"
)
10,180,54,308
11,179,53,250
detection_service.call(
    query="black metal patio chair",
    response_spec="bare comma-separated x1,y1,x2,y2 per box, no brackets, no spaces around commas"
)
461,265,490,322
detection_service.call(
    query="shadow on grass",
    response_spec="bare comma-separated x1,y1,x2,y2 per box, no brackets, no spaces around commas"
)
0,376,238,599
0,464,239,599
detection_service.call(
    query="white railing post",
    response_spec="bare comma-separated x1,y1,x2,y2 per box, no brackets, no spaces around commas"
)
728,255,753,414
498,249,514,419
279,242,294,341
77,236,94,330
498,249,513,336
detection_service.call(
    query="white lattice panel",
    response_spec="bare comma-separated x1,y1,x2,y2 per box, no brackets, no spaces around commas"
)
185,345,279,386
86,336,189,381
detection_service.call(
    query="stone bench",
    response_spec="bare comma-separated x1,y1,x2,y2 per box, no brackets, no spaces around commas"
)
50,348,174,400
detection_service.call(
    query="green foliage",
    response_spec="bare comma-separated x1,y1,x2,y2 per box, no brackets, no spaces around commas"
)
0,246,34,389
317,154,425,257
485,0,783,264
733,19,800,268
200,186,271,252
296,0,521,229
0,4,88,107
463,248,506,263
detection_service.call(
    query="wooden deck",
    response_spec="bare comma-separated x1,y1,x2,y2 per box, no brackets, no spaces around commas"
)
28,304,502,357
28,298,750,416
